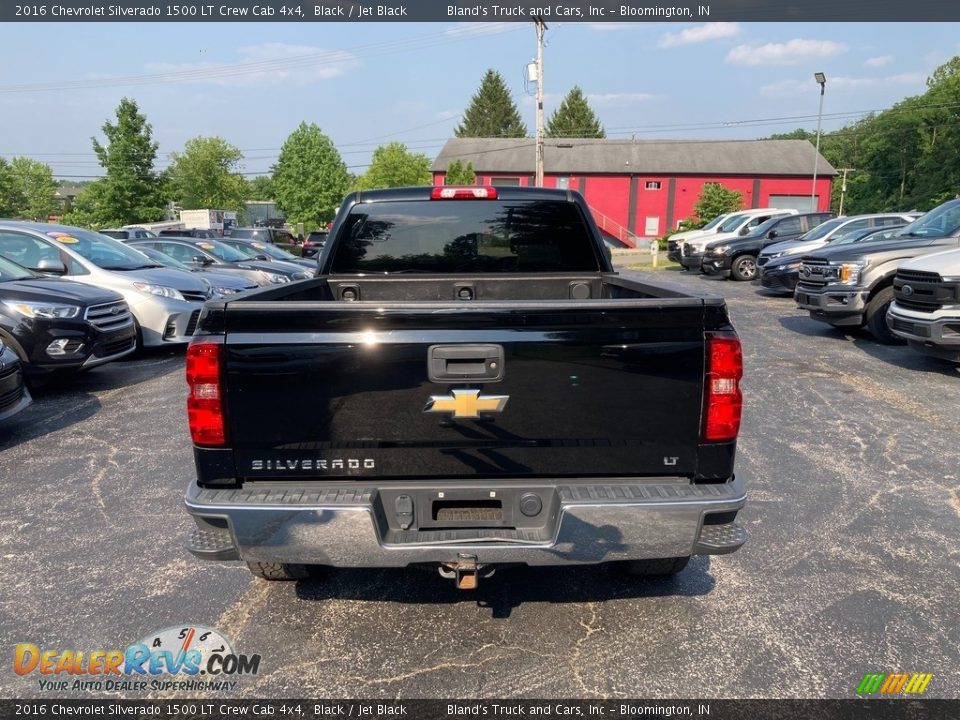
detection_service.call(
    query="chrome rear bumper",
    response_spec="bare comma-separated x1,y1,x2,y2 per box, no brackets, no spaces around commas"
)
185,476,747,567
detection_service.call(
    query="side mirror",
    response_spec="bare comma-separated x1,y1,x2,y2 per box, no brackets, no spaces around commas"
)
35,258,67,275
255,254,270,261
767,230,778,239
192,255,212,266
739,227,749,236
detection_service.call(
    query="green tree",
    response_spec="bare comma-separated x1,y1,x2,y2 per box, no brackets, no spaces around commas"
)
455,69,527,138
354,142,432,190
545,87,605,138
444,159,476,185
7,157,58,221
0,158,18,217
64,98,165,226
272,122,349,228
247,175,274,200
167,136,248,211
693,183,743,224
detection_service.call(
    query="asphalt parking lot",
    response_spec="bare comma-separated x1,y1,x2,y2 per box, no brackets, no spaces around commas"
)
1,269,958,700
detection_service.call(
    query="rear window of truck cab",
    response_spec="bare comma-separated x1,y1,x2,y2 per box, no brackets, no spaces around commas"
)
328,199,602,274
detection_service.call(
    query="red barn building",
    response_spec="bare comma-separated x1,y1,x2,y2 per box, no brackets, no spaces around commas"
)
432,138,836,247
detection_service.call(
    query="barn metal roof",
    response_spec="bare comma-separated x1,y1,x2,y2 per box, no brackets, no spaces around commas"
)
432,138,837,177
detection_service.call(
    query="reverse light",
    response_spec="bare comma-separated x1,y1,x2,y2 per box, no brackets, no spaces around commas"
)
186,338,225,446
703,332,743,442
431,186,498,200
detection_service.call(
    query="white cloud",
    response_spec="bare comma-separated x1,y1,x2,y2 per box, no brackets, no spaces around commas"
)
586,92,656,106
864,55,893,68
760,72,926,97
434,109,461,121
726,38,846,66
144,43,359,87
659,23,740,48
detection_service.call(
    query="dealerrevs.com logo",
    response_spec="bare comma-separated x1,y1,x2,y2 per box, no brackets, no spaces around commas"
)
14,625,260,692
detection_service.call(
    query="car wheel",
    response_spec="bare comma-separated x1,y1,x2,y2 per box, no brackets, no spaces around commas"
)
611,556,690,577
865,286,904,344
246,562,311,581
731,255,758,281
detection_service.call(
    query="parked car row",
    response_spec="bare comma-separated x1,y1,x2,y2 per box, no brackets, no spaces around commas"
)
671,199,960,364
0,221,320,423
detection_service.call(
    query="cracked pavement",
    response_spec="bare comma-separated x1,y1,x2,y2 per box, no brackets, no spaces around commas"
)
0,269,958,699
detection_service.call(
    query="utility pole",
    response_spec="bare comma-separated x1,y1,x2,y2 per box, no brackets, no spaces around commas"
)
534,16,547,187
837,168,855,215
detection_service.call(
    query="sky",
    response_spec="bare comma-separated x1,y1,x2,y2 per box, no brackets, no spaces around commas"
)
1,20,958,180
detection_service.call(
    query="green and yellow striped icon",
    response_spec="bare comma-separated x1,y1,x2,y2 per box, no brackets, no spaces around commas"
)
857,672,933,695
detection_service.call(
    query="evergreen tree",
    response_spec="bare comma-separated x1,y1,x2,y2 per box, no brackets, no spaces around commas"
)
545,87,605,138
272,122,349,227
354,142,432,190
455,70,527,138
444,160,476,185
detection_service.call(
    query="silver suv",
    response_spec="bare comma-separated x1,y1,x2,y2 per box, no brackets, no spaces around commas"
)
0,222,212,347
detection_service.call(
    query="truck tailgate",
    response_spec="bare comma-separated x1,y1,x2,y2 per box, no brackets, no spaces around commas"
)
220,300,710,481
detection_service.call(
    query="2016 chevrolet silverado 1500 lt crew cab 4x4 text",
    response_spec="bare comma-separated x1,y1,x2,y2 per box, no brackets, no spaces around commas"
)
183,186,747,589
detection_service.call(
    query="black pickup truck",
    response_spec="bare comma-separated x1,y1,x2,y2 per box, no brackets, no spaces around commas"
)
183,186,747,588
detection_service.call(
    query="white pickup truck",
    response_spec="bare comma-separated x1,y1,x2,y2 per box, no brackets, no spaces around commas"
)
887,247,960,362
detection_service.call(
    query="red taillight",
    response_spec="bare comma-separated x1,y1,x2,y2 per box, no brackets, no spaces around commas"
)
703,332,743,442
430,185,498,200
186,338,225,446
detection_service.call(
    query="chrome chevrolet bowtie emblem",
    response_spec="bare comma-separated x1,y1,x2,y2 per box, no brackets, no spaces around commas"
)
424,389,509,418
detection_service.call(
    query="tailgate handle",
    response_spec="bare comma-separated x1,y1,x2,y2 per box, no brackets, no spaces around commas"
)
428,344,504,382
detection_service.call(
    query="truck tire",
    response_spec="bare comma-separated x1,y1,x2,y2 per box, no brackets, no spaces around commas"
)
730,255,758,281
613,556,690,577
246,562,310,581
865,286,903,344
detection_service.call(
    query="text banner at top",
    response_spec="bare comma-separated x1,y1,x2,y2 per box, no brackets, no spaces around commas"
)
3,0,960,22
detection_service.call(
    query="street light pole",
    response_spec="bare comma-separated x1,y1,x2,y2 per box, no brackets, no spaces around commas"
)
812,72,826,211
534,16,547,187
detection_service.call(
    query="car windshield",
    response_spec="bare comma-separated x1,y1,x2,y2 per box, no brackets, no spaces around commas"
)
248,242,297,260
898,201,960,238
45,228,160,270
717,213,750,232
750,217,780,235
230,228,269,241
700,214,727,231
192,239,249,262
0,254,36,281
798,217,847,241
136,245,192,270
832,227,904,245
224,242,260,259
